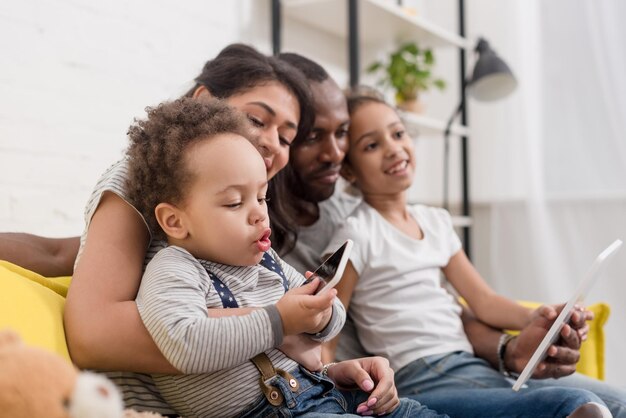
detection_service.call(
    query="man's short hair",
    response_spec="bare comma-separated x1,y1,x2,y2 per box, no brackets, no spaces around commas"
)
278,52,329,83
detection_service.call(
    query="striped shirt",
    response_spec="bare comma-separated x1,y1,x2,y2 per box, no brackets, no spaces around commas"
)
77,158,345,417
139,245,344,417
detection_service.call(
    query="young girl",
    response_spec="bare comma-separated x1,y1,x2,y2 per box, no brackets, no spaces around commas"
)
321,89,612,418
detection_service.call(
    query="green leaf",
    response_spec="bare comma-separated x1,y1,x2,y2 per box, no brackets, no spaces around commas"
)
424,49,434,65
365,40,446,96
366,61,383,73
403,43,419,56
434,79,446,90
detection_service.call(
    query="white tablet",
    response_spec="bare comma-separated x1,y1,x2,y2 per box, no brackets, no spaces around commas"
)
512,239,623,391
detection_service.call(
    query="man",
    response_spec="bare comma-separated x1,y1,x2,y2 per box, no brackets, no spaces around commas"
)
273,52,625,418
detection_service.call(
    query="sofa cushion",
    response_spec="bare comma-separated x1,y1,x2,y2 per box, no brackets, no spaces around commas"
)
574,302,609,380
0,261,71,361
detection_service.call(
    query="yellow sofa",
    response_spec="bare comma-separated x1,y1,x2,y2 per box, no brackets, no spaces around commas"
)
0,260,610,379
0,260,71,362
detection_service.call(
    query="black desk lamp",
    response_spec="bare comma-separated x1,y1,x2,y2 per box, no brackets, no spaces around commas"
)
443,37,517,210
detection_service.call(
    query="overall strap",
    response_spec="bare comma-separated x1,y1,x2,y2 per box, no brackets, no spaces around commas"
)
208,252,289,309
259,252,289,292
208,272,238,309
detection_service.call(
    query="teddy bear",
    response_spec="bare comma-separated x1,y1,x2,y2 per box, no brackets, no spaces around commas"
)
0,329,167,418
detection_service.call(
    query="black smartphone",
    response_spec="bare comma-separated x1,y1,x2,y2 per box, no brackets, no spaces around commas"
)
304,239,353,294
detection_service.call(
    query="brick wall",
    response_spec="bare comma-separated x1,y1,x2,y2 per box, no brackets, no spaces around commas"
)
0,0,265,236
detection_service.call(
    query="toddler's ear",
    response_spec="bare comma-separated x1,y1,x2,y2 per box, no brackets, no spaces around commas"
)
155,203,188,240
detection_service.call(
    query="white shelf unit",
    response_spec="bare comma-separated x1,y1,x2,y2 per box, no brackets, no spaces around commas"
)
283,0,470,49
282,0,469,138
400,111,470,138
451,215,473,228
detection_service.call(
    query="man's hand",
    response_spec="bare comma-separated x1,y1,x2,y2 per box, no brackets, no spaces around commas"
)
325,357,399,416
504,304,592,379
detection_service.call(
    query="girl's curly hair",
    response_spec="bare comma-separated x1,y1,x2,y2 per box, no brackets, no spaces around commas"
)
126,97,254,240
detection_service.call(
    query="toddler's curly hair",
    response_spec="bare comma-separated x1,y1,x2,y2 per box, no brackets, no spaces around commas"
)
126,97,254,240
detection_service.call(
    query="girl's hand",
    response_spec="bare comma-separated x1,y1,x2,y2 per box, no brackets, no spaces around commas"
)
325,357,399,416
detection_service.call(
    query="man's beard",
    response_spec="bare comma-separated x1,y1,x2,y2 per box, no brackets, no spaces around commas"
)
293,174,336,204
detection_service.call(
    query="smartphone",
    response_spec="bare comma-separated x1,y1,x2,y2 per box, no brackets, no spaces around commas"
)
304,239,353,294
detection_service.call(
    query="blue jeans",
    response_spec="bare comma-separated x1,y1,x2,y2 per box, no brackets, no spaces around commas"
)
395,351,612,418
527,372,626,417
239,366,447,417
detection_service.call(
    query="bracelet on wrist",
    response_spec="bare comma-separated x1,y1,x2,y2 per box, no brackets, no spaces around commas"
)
497,333,516,377
321,362,337,377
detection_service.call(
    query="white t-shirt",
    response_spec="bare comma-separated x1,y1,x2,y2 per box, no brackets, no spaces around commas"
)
324,202,473,371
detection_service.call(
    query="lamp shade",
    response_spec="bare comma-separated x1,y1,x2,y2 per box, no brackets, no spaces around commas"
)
468,38,517,102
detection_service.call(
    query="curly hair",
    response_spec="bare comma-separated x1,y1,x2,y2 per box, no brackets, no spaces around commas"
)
126,97,254,240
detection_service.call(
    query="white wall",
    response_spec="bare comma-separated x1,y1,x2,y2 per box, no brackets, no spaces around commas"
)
0,0,265,236
465,0,626,386
0,0,464,235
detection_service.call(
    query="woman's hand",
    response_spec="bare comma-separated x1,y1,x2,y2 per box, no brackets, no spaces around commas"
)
325,357,399,416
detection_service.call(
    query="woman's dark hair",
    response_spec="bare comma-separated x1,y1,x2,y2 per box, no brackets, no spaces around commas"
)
126,97,254,241
266,52,336,255
267,163,300,255
267,52,335,255
186,44,314,143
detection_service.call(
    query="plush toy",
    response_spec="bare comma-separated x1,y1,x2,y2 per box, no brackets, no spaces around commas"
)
0,329,167,418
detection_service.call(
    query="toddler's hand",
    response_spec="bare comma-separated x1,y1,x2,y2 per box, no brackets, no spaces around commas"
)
275,277,336,336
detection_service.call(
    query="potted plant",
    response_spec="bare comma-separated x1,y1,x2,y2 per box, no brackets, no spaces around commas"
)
367,42,446,113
